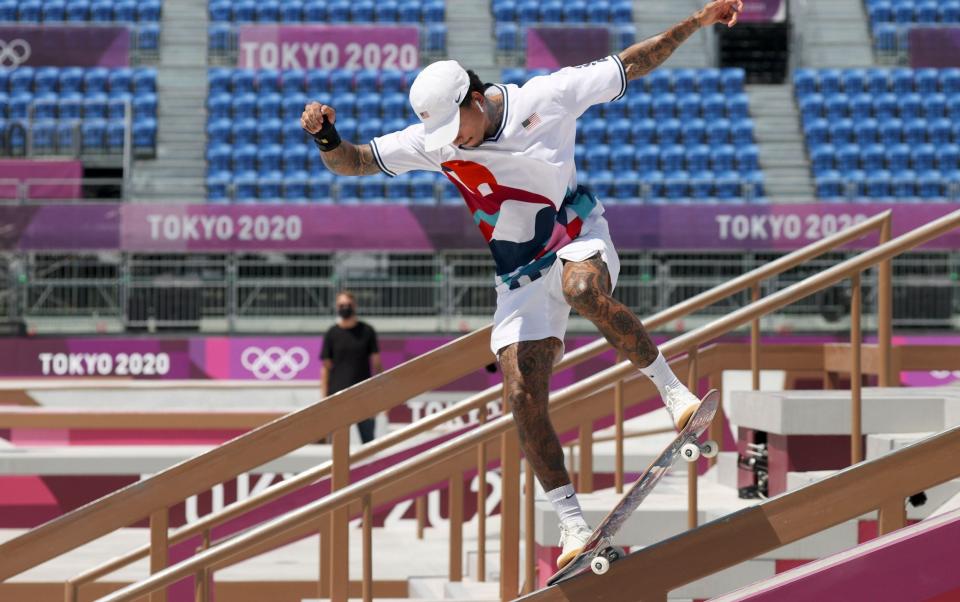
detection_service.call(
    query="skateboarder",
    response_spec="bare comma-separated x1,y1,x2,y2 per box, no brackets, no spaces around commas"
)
301,0,743,569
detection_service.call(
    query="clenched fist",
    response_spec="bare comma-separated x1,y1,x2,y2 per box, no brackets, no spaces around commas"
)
697,0,743,27
301,102,336,134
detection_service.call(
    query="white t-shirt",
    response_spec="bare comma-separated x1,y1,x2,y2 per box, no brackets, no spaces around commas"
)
370,54,628,292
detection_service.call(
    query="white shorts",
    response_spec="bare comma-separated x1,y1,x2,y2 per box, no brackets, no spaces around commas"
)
490,214,620,358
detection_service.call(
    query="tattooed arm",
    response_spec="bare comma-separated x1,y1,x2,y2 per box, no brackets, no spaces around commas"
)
300,101,380,176
618,0,743,81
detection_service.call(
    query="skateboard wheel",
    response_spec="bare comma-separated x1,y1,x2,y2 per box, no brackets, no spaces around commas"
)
701,440,719,459
591,555,610,575
681,442,701,462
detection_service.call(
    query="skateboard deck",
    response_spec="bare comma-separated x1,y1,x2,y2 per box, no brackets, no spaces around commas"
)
546,389,720,586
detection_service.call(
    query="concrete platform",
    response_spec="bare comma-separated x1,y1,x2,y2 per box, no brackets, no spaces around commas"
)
728,387,958,435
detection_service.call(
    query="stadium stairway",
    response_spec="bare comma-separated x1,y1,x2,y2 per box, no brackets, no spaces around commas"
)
633,0,713,68
746,84,815,202
131,0,208,201
793,0,874,68
446,0,499,83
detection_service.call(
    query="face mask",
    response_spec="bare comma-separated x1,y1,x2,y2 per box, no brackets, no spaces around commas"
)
337,305,355,319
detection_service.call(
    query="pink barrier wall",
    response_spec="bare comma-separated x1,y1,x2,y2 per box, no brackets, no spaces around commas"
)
0,159,83,200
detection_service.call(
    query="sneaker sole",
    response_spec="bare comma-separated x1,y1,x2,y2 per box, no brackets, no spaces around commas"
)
556,545,585,569
676,401,700,430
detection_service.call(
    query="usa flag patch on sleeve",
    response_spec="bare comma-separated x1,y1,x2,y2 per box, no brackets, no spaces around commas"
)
522,113,542,130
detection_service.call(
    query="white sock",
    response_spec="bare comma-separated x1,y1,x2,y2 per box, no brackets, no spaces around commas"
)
546,484,587,527
639,351,683,398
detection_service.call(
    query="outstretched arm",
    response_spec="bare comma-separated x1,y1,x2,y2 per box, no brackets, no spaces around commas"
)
301,102,380,176
618,0,743,81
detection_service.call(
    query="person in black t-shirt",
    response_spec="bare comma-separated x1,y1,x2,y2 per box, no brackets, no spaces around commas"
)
320,290,382,444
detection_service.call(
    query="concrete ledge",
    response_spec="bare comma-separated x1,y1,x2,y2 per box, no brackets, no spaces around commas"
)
728,388,953,435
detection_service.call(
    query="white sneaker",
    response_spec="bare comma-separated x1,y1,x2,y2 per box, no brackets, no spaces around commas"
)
664,384,701,430
556,521,593,569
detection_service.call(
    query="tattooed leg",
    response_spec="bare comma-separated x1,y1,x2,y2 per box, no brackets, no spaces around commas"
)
498,338,569,491
561,254,660,369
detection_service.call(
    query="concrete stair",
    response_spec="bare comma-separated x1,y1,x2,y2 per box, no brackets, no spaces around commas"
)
746,84,815,203
633,0,714,69
130,0,208,201
445,0,498,82
792,0,874,68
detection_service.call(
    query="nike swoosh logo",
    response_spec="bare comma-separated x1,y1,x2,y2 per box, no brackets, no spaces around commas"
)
565,493,575,499
455,92,464,103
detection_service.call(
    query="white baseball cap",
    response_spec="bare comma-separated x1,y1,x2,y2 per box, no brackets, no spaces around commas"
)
409,60,470,151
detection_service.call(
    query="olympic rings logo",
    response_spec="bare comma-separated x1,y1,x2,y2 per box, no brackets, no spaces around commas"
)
0,39,31,69
241,346,310,380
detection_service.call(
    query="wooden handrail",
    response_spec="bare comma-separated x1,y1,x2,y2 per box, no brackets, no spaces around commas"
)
0,211,892,587
93,208,960,602
0,408,283,429
518,424,960,601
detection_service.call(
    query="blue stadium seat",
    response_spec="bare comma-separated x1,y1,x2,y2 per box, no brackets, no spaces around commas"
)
382,92,406,120
356,70,379,94
916,1,937,23
841,69,866,94
108,68,133,95
235,173,259,203
799,94,823,122
233,144,258,174
652,94,676,120
327,0,349,22
0,0,19,21
629,118,654,145
283,172,310,202
851,93,873,121
874,92,898,121
336,93,357,119
426,24,447,52
281,93,308,120
863,143,886,172
626,92,651,119
381,70,404,92
865,68,889,95
257,70,281,94
674,70,697,96
587,2,610,23
496,23,519,52
357,117,383,141
794,69,816,97
584,119,607,144
206,173,231,202
687,144,710,173
682,118,705,147
283,121,307,147
664,171,689,200
937,145,960,172
42,1,66,21
338,179,361,203
258,145,283,175
707,118,731,146
924,94,947,119
410,172,436,203
614,24,636,49
826,94,848,120
106,120,126,152
728,93,749,120
612,0,633,22
662,145,685,173
34,67,58,95
635,145,658,172
893,3,914,24
133,118,157,151
19,0,41,21
689,172,714,201
31,120,57,153
610,146,633,171
351,1,375,22
234,118,258,146
603,99,628,120
9,68,33,95
912,144,936,172
678,95,700,121
940,1,960,22
233,93,257,120
81,119,106,152
711,144,736,173
281,0,303,21
901,93,923,120
837,143,860,172
359,174,387,202
335,117,358,143
892,171,917,199
879,118,903,146
721,69,744,94
257,118,282,145
811,145,836,175
257,93,281,118
584,144,610,172
424,0,445,23
612,176,640,201
816,171,843,199
739,145,760,173
904,118,927,145
874,24,897,54
207,144,233,174
331,70,353,94
84,94,109,119
539,1,562,22
915,68,939,95
309,170,335,203
305,69,330,97
918,171,943,199
108,94,131,119
384,176,409,202
283,146,309,175
232,71,256,95
399,0,421,22
657,119,681,145
208,69,231,95
832,119,854,145
562,1,586,22
302,0,325,21
133,68,157,93
32,93,57,119
133,0,160,22
209,1,231,22
256,0,280,22
114,0,136,22
892,68,914,95
58,68,84,95
132,93,156,120
607,118,630,145
942,69,960,95
647,71,671,95
281,70,306,96
948,96,960,121
866,170,891,199
732,119,754,146
207,118,233,145
889,143,911,172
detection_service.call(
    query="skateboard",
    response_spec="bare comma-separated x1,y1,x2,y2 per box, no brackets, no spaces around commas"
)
546,389,720,586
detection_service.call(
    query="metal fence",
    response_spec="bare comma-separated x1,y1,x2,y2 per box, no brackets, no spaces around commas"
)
6,250,958,332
